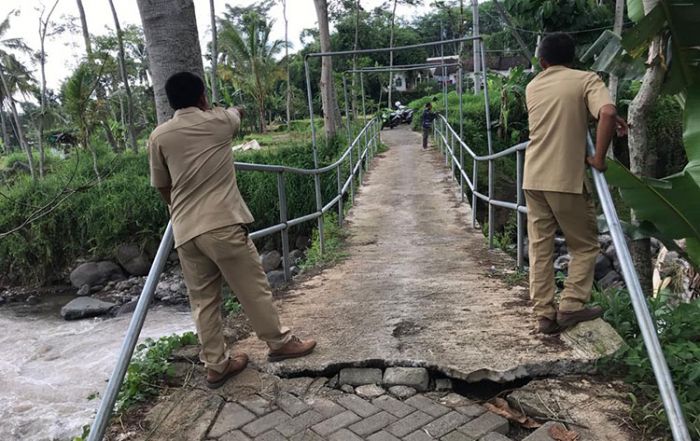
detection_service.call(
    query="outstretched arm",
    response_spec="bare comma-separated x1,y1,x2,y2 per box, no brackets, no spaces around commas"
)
587,104,619,172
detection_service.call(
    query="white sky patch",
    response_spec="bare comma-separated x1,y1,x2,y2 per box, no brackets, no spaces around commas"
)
1,0,433,90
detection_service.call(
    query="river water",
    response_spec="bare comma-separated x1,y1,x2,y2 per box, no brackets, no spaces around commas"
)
0,296,194,441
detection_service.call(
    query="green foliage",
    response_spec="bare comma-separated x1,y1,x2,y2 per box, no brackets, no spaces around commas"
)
593,289,700,439
71,425,90,441
116,332,198,413
223,296,242,316
301,212,347,269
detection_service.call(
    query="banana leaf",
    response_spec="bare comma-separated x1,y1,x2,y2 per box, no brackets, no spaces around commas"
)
605,85,700,269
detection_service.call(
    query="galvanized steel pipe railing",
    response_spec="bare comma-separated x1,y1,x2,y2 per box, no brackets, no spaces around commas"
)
433,113,691,441
87,118,381,441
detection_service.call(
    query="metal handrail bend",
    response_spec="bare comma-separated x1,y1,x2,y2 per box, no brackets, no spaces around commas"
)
86,118,381,441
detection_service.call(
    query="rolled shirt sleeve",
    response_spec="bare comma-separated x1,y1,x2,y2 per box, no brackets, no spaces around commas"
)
148,135,171,188
583,72,614,119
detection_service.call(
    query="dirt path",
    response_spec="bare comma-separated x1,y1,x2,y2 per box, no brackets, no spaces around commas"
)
237,126,621,382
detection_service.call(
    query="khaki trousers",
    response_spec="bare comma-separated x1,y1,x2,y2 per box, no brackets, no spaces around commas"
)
524,190,599,320
177,224,291,373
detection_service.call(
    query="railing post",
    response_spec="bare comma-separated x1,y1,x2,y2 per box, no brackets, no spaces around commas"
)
459,132,464,202
586,135,691,441
342,74,352,141
336,164,343,227
277,173,291,281
358,129,364,184
349,141,355,203
472,159,478,228
87,223,174,441
450,129,455,180
314,173,324,254
360,72,367,122
516,150,524,269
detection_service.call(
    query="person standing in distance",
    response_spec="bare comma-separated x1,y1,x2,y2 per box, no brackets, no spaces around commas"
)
422,102,437,149
524,33,628,334
148,72,316,389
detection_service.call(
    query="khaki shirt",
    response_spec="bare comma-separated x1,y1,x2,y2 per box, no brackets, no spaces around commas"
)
523,66,613,194
148,107,254,247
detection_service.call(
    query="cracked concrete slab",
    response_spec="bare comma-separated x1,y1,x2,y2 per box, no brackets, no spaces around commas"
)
235,126,623,383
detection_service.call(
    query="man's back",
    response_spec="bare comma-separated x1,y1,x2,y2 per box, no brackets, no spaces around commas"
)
524,66,611,194
149,107,253,247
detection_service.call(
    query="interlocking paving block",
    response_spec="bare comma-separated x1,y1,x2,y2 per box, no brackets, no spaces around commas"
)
337,394,381,417
367,430,402,441
329,428,365,441
404,429,434,441
522,421,564,441
290,429,325,441
311,410,362,436
240,395,276,416
405,395,450,418
441,430,475,441
383,368,430,392
480,432,515,441
308,397,346,418
458,412,509,439
349,411,398,437
423,411,469,438
388,385,417,400
220,430,252,441
339,368,383,386
209,402,257,437
455,404,487,419
277,391,310,416
276,410,325,437
282,377,315,397
242,411,292,437
386,411,435,438
254,430,287,441
372,395,416,418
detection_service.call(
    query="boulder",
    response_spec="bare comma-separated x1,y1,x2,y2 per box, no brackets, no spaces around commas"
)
553,254,571,272
295,235,311,251
77,284,90,296
116,244,152,276
61,297,117,320
261,250,282,272
383,367,430,391
266,270,287,289
598,270,622,290
289,249,305,265
594,254,612,281
355,384,385,399
69,261,125,289
598,234,613,249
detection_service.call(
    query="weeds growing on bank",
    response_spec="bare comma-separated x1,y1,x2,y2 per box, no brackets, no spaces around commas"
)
592,288,700,439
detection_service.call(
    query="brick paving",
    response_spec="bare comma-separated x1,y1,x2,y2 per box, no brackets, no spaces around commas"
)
160,371,518,441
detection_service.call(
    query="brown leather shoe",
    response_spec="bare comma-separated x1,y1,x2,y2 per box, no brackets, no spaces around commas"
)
538,317,562,335
557,306,604,329
268,335,317,362
206,353,248,389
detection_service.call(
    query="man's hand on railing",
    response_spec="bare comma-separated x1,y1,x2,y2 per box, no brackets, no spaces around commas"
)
586,155,608,172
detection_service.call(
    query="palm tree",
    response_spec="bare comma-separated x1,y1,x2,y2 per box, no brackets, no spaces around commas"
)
218,11,286,133
0,13,36,179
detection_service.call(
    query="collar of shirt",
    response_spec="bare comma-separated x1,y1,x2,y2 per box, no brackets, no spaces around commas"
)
174,107,201,117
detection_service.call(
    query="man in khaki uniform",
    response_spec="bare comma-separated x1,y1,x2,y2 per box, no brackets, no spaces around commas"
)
524,33,627,334
149,72,316,388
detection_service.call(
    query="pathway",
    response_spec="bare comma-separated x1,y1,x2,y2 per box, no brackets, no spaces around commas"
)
123,126,626,441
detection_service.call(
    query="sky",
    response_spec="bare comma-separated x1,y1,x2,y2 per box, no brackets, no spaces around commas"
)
1,0,434,90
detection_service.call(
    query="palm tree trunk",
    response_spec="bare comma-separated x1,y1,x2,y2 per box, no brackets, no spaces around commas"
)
108,0,139,152
38,1,59,178
351,0,360,119
607,0,625,159
627,0,662,295
75,0,92,57
0,66,35,179
137,0,204,124
283,0,291,128
0,105,10,153
209,0,219,104
313,0,342,140
388,0,397,108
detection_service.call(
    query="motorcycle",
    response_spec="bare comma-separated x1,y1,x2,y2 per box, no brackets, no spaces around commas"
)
380,108,402,130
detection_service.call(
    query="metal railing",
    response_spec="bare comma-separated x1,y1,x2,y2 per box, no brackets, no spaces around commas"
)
86,117,381,441
434,116,692,441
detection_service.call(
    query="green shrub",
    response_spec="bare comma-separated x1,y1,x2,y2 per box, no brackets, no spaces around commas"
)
593,289,700,439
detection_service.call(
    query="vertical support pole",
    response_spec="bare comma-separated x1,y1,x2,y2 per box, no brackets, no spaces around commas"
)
458,65,464,142
516,150,524,269
314,173,324,254
304,57,319,169
349,141,355,203
342,74,351,141
359,128,364,184
277,173,291,281
441,43,448,122
360,72,367,122
87,223,174,441
336,164,343,227
472,0,482,93
479,39,495,248
472,159,478,228
450,129,455,180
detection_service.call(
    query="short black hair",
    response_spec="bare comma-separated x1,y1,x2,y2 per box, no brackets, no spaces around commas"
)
425,102,432,109
165,72,205,110
538,33,575,66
